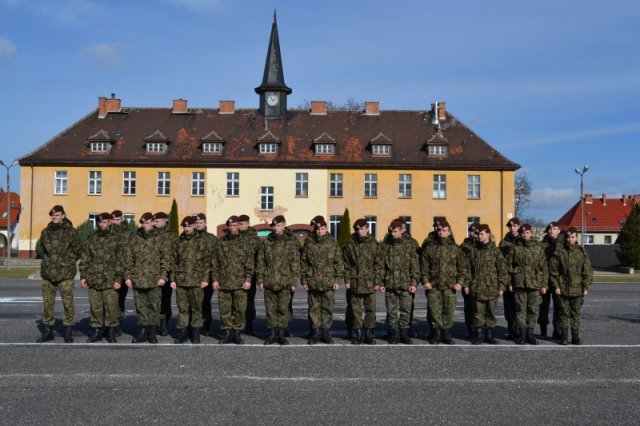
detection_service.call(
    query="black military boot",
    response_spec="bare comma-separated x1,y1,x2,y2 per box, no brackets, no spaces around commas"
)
36,325,54,343
571,328,582,345
284,328,292,337
147,326,158,344
234,330,245,345
132,327,148,343
87,328,103,343
277,328,289,345
429,328,441,345
174,328,188,344
321,328,333,344
264,329,278,345
484,328,498,344
64,325,74,343
552,326,561,341
159,319,169,337
363,328,376,345
388,327,400,344
351,329,362,345
505,321,515,340
515,327,526,345
346,327,353,341
559,327,569,345
308,329,321,345
244,322,256,337
220,330,234,344
466,324,473,340
471,327,483,345
540,324,548,339
191,328,201,344
525,328,538,345
106,327,117,343
408,327,418,339
399,328,413,345
441,329,454,344
115,324,123,337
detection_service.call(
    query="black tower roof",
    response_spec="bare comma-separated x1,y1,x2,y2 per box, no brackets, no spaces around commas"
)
255,11,292,94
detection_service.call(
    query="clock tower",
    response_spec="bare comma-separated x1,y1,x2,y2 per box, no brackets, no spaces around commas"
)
255,11,292,118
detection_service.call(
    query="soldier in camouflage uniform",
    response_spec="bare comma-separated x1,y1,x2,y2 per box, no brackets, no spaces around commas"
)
464,224,508,344
194,213,218,337
343,219,383,345
381,219,420,344
124,212,170,344
238,214,261,336
421,219,467,344
499,217,521,339
301,216,344,344
36,205,82,343
110,209,134,336
539,221,565,340
460,222,480,339
212,216,254,344
154,211,178,336
170,216,212,344
80,212,125,343
506,223,548,345
257,215,300,345
549,227,593,345
420,216,450,340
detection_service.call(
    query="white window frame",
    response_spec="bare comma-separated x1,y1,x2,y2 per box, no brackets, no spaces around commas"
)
330,173,343,197
88,213,100,229
260,186,274,211
123,213,135,224
295,173,309,197
157,171,171,196
398,174,412,198
192,171,205,196
365,215,377,239
329,215,342,239
90,142,110,152
399,216,412,235
315,144,335,155
433,174,447,199
88,171,102,195
202,142,223,154
372,145,391,156
226,172,239,197
54,170,68,195
467,216,480,237
364,173,378,198
467,175,481,199
604,235,613,245
146,142,167,153
123,171,136,195
259,143,278,154
428,145,447,156
583,235,594,245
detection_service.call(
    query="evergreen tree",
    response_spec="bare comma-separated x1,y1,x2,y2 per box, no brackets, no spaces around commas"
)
337,208,351,248
169,199,180,236
616,204,640,268
76,220,95,245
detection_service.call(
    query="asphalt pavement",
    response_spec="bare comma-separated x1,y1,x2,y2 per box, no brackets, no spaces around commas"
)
0,279,638,425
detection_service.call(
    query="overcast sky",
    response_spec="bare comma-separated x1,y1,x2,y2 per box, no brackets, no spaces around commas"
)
1,0,638,222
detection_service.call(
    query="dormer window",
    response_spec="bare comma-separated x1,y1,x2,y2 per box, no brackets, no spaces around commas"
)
87,130,113,154
202,142,223,154
257,130,280,155
428,145,447,156
259,143,278,154
315,144,334,155
369,132,392,156
146,142,167,153
144,130,169,154
371,145,391,156
426,128,449,157
90,142,110,153
313,132,336,156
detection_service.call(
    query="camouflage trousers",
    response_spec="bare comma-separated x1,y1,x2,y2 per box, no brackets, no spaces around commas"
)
514,288,541,328
132,287,161,327
503,289,516,322
159,284,173,321
41,279,75,326
264,287,292,329
385,289,412,329
308,289,335,330
218,289,247,330
202,283,214,330
556,295,584,329
538,288,560,326
350,291,377,329
176,286,204,329
472,297,498,328
427,288,457,330
88,287,119,328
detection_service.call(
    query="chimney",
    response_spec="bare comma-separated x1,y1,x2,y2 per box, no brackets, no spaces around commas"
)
585,193,593,204
431,102,447,122
172,99,188,114
602,193,607,206
219,100,235,114
98,93,121,118
310,101,327,115
364,101,380,116
633,194,640,205
622,194,627,206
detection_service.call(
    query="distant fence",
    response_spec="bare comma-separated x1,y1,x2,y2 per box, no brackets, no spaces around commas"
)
584,245,620,269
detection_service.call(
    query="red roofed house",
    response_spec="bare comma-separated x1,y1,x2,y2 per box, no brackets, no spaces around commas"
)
556,193,640,245
0,188,21,256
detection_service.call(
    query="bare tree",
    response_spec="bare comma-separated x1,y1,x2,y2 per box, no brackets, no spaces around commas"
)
296,98,363,111
514,171,532,218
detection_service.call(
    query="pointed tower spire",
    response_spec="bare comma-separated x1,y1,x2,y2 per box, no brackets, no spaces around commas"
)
255,10,292,94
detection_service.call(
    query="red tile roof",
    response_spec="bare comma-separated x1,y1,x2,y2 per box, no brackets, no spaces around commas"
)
556,194,639,232
0,190,20,229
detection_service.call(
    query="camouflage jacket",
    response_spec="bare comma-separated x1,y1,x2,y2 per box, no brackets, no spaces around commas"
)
111,222,134,278
421,235,467,289
466,241,508,300
507,239,548,290
301,234,344,291
461,237,475,257
213,232,254,290
541,233,565,288
79,227,124,290
381,235,420,291
197,228,219,282
156,226,178,280
171,231,212,287
239,226,261,281
256,229,300,291
125,227,170,289
549,243,593,296
499,232,520,258
37,218,82,282
342,233,383,294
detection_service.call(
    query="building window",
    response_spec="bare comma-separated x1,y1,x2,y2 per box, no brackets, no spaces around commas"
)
88,213,100,229
123,213,135,224
88,171,102,195
398,174,412,198
296,173,309,197
259,143,278,154
330,173,343,197
330,215,342,239
90,142,110,152
123,171,136,195
157,172,170,196
54,170,68,195
467,175,480,199
399,216,412,235
227,172,239,196
146,142,167,153
315,144,335,155
428,145,447,156
192,172,205,196
202,142,223,154
604,235,612,244
583,235,594,245
261,186,274,211
365,215,377,239
433,174,447,199
467,216,480,237
364,174,378,198
372,145,391,156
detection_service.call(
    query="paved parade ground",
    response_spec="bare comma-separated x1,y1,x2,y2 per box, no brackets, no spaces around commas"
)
0,278,639,425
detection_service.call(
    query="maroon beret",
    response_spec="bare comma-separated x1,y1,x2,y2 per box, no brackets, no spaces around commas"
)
271,215,286,226
566,226,578,234
506,217,520,227
353,218,368,231
390,219,404,230
194,213,206,221
154,212,168,220
238,214,250,222
310,215,325,226
477,224,491,234
98,212,112,222
468,222,480,233
140,212,154,223
111,210,123,219
433,216,446,227
226,215,239,226
181,216,196,227
49,205,65,215
313,216,327,228
437,219,451,229
545,221,558,232
519,223,532,232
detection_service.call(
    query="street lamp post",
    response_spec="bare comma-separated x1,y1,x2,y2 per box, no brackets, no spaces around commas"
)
0,160,16,269
574,165,589,245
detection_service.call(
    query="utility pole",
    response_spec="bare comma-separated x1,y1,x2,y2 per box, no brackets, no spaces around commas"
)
574,165,589,245
0,160,16,269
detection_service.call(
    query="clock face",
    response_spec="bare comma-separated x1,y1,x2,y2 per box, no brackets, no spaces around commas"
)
266,93,280,107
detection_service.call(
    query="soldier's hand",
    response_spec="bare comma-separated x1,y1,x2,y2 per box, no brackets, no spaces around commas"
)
345,283,351,290
290,285,296,292
213,281,220,290
555,288,561,295
114,282,121,290
200,282,208,289
303,284,309,292
125,279,132,288
379,286,386,293
409,285,416,294
498,290,503,296
170,282,177,290
583,290,588,295
464,287,469,295
80,279,88,288
453,283,462,292
259,283,264,291
158,278,166,287
332,283,339,291
242,281,251,290
509,286,513,293
424,283,432,290
540,288,547,295
374,285,380,292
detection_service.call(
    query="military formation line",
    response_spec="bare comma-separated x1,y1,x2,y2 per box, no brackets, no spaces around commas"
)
35,205,592,346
